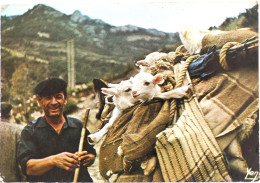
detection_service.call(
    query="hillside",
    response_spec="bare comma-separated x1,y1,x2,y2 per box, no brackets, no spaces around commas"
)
1,4,180,83
218,4,258,31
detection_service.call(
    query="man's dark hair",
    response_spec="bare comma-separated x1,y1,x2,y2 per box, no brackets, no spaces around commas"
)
34,78,67,97
1,102,12,119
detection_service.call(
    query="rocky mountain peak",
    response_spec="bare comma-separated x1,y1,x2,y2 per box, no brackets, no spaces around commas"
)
26,4,63,18
70,10,89,23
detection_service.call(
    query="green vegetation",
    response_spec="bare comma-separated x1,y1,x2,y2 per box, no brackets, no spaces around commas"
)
1,49,48,104
218,4,258,31
63,99,78,115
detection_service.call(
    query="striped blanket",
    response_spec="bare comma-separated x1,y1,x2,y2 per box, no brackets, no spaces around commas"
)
156,94,232,182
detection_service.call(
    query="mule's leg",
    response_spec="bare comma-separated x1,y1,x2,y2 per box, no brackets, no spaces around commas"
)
225,138,248,179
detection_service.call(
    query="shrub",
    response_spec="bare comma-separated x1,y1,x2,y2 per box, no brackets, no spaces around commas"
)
63,99,78,115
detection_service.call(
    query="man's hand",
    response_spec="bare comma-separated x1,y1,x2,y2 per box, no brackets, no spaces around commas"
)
75,151,95,167
52,152,79,171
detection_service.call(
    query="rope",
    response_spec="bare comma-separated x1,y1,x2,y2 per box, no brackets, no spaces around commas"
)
175,55,200,87
219,42,239,71
169,54,200,119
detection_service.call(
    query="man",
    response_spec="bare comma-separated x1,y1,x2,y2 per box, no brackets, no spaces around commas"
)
1,102,13,122
18,78,96,182
1,102,26,182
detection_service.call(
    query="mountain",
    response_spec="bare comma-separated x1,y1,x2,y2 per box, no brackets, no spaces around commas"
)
1,4,180,83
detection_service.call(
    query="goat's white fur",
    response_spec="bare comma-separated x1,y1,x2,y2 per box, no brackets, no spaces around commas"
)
106,170,118,182
179,24,222,54
88,79,137,145
131,72,190,103
140,156,157,175
136,52,167,73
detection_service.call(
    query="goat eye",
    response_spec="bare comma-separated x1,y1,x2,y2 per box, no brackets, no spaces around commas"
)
125,88,132,92
144,81,150,86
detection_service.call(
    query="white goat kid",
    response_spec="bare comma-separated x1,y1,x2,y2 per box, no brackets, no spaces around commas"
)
136,52,168,73
131,72,190,102
88,79,137,145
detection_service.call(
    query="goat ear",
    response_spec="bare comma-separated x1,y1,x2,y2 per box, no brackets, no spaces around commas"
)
101,88,117,96
153,74,164,85
93,79,108,120
108,83,119,88
93,79,108,92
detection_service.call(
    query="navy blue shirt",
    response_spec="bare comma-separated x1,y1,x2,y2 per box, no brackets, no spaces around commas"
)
18,115,96,182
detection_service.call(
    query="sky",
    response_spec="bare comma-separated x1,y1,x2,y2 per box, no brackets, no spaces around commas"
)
1,0,258,33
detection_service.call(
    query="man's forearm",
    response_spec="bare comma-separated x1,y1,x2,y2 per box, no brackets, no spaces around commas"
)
26,156,55,176
26,152,79,176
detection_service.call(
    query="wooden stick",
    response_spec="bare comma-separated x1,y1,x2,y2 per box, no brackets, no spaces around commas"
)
229,39,258,51
73,108,90,183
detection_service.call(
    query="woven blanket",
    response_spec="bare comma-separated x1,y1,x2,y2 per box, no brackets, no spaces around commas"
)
156,94,232,182
99,99,172,181
194,63,258,150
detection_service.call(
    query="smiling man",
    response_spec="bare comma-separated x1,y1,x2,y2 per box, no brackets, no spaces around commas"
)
17,78,96,182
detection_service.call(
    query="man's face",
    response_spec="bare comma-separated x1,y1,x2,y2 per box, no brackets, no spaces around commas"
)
37,92,67,119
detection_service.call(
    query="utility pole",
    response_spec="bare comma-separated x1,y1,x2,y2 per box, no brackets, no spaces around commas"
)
24,58,28,114
67,39,71,89
67,38,75,89
71,38,75,89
